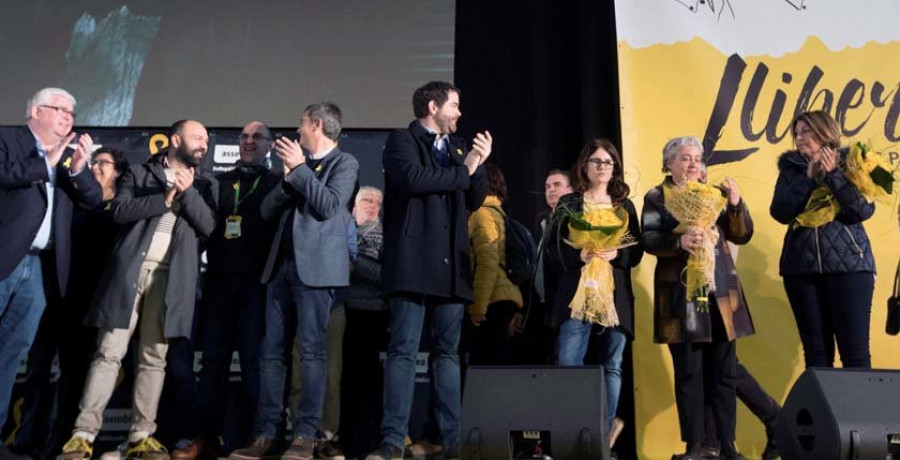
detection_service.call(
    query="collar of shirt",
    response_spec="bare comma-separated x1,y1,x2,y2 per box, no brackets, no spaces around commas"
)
419,122,449,151
309,147,333,161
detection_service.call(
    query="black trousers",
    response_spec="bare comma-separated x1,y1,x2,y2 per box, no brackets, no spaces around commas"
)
467,301,519,366
703,360,780,448
669,340,737,447
783,272,874,368
339,308,390,458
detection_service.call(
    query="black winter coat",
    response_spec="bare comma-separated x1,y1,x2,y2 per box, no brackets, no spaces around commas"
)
544,193,643,337
769,150,876,276
381,121,488,302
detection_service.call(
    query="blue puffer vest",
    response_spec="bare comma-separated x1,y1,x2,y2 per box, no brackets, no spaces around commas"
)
769,150,876,276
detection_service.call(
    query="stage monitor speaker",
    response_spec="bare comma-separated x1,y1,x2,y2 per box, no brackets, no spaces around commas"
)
776,368,900,460
460,366,609,460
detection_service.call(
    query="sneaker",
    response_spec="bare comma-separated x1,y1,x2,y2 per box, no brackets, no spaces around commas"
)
172,439,218,460
314,440,344,460
229,438,281,460
364,443,404,460
280,438,314,460
57,436,93,460
125,437,169,460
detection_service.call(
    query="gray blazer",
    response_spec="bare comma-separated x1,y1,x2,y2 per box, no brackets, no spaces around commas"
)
260,147,359,287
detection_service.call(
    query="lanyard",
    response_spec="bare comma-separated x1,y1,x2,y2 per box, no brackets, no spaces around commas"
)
232,175,262,215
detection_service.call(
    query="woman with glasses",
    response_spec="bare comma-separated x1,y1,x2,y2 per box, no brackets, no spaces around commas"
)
641,136,754,460
770,110,876,369
545,138,642,449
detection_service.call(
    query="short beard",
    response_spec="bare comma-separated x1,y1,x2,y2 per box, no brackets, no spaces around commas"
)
175,143,200,167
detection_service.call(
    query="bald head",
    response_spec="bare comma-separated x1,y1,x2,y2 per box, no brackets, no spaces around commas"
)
239,121,272,164
170,119,209,167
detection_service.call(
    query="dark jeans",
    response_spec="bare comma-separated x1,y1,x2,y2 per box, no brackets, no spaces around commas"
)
668,340,737,447
0,255,47,433
197,274,265,450
380,296,463,450
783,272,874,368
157,337,199,445
340,308,389,458
467,301,518,366
703,361,780,449
257,260,335,440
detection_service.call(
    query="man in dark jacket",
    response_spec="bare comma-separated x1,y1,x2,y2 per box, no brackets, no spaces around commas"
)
229,103,358,460
366,81,491,460
58,120,217,460
0,87,101,460
173,121,281,460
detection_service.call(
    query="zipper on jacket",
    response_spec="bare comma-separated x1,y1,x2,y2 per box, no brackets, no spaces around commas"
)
843,227,864,258
815,227,823,273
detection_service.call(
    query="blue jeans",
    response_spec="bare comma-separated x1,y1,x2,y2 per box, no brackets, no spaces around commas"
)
0,255,47,428
556,320,626,428
257,260,335,440
381,297,463,449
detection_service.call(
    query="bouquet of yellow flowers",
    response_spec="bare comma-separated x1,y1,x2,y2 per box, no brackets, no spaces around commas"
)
556,203,635,326
663,180,728,312
796,141,896,228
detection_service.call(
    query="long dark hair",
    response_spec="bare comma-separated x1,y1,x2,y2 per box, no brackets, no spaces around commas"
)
571,138,629,203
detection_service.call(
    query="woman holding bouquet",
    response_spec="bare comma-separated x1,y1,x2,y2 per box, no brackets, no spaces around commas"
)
545,138,642,448
641,136,754,460
770,110,876,369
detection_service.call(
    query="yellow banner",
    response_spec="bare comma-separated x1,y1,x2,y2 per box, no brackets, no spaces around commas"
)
617,18,900,460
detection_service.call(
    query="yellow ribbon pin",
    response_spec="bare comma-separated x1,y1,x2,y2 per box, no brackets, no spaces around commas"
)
63,157,72,169
456,148,463,156
315,164,323,172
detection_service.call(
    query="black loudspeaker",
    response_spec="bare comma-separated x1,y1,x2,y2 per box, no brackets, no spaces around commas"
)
460,366,609,460
776,368,900,460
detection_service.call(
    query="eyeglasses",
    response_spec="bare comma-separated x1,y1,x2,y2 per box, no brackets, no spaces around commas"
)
91,159,116,167
239,133,271,141
586,158,615,169
40,105,76,120
794,128,814,138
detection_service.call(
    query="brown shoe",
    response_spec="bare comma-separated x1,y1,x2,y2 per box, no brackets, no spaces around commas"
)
228,438,281,460
609,417,625,448
279,438,313,460
172,440,200,460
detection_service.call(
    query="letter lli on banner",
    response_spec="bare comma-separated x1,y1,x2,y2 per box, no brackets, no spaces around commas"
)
614,1,900,458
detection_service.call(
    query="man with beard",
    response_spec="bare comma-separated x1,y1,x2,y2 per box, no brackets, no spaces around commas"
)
366,81,491,460
57,120,217,460
0,87,101,460
170,121,281,460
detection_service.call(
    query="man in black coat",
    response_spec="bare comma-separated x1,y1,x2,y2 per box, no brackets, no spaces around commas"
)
58,120,217,460
366,81,491,460
175,121,281,459
0,87,101,460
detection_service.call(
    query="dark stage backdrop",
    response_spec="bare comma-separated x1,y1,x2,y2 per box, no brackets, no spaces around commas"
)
453,1,633,457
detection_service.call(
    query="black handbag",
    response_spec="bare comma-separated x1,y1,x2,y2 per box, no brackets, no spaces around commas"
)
886,258,900,336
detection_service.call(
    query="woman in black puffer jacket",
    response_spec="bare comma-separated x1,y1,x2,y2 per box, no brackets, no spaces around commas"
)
770,110,876,369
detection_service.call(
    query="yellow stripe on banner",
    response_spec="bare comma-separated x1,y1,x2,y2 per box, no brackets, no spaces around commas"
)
618,35,900,459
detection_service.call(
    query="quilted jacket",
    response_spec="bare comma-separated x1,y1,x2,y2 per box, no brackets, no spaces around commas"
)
769,149,876,276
